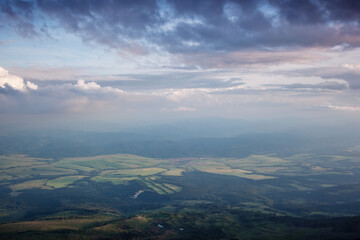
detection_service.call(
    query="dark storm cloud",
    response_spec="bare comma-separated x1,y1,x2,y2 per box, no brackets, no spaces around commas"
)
1,0,360,53
0,0,37,37
269,0,360,24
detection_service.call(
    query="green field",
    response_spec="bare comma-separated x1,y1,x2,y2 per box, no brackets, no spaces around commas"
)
1,152,360,240
1,153,359,197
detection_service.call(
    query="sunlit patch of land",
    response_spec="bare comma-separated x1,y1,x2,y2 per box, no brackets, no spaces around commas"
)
10,179,51,192
161,168,184,176
92,176,140,185
46,176,85,188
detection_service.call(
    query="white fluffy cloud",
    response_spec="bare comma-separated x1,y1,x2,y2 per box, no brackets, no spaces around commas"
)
26,81,38,90
0,67,38,91
75,79,101,90
73,79,124,95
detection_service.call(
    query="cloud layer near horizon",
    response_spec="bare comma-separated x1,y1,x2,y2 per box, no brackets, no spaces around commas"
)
0,66,358,118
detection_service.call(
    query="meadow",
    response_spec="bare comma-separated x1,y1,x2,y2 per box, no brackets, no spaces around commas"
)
1,153,359,197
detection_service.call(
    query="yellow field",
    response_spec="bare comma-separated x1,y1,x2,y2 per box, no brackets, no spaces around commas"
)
10,179,50,192
161,168,184,176
46,176,85,188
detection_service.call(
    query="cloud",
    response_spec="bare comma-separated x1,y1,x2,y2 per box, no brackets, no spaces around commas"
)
2,0,360,57
89,72,241,91
270,0,360,24
174,106,196,112
0,66,38,92
0,0,37,37
75,79,100,90
276,65,360,90
6,66,86,81
178,49,327,69
26,81,38,90
343,64,360,69
267,82,348,91
0,63,358,125
0,66,128,114
327,105,360,112
72,80,123,95
162,106,197,112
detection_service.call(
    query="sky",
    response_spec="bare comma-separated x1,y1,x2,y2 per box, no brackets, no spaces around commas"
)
0,0,360,131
